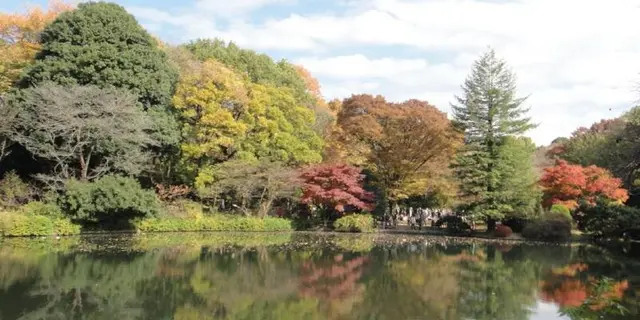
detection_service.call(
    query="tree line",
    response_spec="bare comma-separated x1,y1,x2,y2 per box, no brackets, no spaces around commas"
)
0,1,637,237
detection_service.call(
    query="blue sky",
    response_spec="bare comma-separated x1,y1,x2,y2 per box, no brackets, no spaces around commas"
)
6,0,640,146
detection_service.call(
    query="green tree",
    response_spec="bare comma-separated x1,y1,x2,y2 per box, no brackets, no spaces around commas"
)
559,119,624,169
17,2,179,150
7,84,156,185
495,136,541,217
19,2,177,108
452,49,536,231
172,56,323,186
184,39,311,103
0,96,18,164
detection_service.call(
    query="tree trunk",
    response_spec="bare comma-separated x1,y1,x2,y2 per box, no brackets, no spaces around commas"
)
486,218,496,233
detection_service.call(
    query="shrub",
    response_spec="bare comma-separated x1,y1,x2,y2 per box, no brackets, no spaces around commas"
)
18,201,63,217
163,199,204,219
522,213,572,242
134,215,293,233
501,216,529,233
435,216,471,234
550,204,572,220
51,217,81,235
58,175,160,228
577,200,640,239
0,212,80,237
0,171,33,209
333,214,375,233
494,224,513,238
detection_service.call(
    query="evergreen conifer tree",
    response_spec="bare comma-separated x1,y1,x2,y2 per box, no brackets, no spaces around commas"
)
451,49,537,231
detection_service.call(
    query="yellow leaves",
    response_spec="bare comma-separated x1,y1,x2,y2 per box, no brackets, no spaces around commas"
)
0,0,73,93
173,59,252,164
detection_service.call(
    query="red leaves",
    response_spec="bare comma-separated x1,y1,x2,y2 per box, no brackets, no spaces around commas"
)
540,160,628,209
539,263,629,311
300,164,374,213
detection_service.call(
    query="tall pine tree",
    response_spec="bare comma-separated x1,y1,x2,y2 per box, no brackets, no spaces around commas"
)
452,49,537,231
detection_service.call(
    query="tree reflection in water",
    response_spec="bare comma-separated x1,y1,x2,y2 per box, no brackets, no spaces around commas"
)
0,234,638,320
539,262,630,319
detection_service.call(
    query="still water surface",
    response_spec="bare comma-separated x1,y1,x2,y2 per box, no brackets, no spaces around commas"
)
0,232,638,320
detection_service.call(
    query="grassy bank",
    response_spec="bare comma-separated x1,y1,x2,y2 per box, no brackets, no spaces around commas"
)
0,213,293,237
0,212,80,237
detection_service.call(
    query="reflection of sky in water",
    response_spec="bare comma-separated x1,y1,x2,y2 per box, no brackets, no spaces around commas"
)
530,301,570,320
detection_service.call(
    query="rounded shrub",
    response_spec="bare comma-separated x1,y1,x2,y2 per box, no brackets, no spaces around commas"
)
577,200,640,239
58,175,160,228
494,224,513,238
0,171,33,209
522,213,572,242
501,216,529,233
334,214,375,233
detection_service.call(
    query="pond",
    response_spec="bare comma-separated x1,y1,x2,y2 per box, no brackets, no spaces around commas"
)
0,232,638,320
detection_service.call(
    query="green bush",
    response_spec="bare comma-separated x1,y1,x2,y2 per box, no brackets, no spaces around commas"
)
577,200,640,239
435,215,471,234
550,204,572,220
58,175,160,228
163,199,204,219
134,215,293,233
0,171,33,209
522,213,572,242
333,214,375,233
18,201,63,217
51,217,82,235
0,212,80,237
501,216,529,233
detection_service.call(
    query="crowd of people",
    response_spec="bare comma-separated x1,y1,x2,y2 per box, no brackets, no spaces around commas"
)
379,205,455,230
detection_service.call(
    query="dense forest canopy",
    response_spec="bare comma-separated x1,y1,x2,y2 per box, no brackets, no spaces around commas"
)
1,1,639,241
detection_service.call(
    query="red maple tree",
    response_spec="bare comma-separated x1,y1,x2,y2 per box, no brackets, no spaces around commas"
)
539,160,628,210
300,164,374,213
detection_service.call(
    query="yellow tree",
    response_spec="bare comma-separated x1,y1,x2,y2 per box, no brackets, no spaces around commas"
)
0,0,73,93
172,59,250,172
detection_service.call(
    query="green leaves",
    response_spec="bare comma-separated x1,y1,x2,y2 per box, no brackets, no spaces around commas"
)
19,2,178,109
172,53,323,191
452,50,538,225
57,175,160,225
8,84,157,183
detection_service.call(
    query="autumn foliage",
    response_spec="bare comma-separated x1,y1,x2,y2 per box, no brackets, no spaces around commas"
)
299,254,368,317
539,263,629,311
0,1,73,93
300,164,374,213
539,160,628,210
336,94,461,200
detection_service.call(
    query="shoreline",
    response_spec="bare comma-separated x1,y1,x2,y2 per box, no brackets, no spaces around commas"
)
0,227,620,246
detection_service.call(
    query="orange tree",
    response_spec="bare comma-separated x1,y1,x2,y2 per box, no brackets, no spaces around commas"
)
335,94,461,208
0,0,73,93
539,160,628,210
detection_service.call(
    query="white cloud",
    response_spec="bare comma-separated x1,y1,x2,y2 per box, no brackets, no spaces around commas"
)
297,55,428,79
128,0,640,145
194,0,294,16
